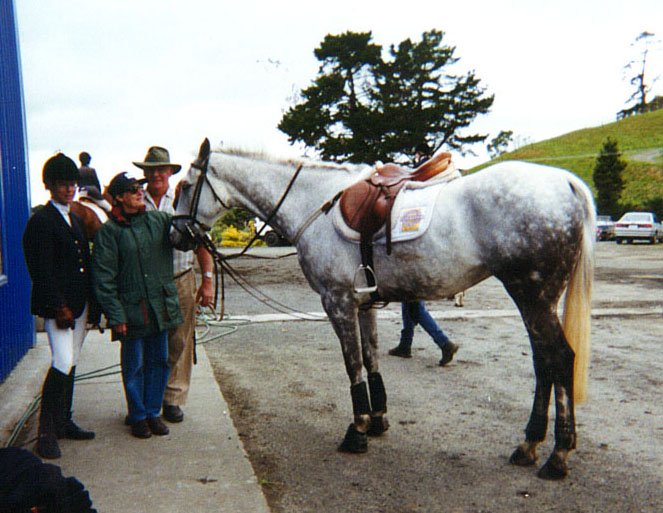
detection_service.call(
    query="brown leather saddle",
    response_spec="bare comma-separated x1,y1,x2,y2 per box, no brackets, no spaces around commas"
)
337,152,452,300
339,152,452,251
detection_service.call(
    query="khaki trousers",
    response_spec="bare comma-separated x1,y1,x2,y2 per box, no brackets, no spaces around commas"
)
164,269,196,406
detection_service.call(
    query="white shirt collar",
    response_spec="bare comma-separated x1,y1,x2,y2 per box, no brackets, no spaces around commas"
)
50,200,71,225
144,186,176,211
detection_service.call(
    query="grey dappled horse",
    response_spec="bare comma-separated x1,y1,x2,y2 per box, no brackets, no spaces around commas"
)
171,139,595,480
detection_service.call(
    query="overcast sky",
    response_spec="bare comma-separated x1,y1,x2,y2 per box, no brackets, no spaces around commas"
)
15,0,663,205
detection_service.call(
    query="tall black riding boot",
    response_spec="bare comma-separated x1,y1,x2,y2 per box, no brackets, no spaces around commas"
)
36,367,66,459
57,366,95,440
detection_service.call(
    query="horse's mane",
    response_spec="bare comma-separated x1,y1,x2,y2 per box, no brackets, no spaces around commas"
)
213,146,365,175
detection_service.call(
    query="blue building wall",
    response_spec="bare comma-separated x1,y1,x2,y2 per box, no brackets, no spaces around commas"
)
0,0,35,382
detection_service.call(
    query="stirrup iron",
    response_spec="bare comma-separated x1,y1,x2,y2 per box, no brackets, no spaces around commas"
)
353,264,378,294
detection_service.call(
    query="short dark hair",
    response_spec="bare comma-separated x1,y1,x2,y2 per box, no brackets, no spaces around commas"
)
79,152,91,165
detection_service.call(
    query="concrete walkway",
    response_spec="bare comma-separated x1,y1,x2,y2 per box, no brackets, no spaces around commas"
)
0,329,270,513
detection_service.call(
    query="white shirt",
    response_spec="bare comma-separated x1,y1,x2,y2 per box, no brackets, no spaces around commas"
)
51,200,71,226
144,186,194,276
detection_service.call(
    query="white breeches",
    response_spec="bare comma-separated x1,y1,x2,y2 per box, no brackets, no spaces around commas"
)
44,303,88,374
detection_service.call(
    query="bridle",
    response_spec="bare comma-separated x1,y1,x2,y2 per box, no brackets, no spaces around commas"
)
169,153,305,318
172,154,304,257
170,153,226,246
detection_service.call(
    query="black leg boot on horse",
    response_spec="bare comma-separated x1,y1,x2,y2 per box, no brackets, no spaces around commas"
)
57,366,95,440
366,372,389,436
36,368,67,459
338,382,371,453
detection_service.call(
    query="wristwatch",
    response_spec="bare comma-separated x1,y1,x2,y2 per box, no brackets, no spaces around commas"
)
202,271,214,279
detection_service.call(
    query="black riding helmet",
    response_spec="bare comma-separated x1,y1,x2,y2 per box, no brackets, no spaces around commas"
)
42,153,80,186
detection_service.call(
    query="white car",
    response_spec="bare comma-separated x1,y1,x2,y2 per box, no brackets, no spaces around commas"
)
614,212,663,244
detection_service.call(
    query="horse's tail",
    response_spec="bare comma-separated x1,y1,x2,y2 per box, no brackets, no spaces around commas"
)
561,176,596,404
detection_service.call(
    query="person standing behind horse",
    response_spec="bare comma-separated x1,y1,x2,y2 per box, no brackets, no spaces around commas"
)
132,146,214,424
388,143,459,366
77,152,101,191
22,153,97,459
91,172,183,439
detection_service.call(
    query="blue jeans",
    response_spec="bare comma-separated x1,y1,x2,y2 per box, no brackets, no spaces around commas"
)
399,302,450,350
121,331,170,423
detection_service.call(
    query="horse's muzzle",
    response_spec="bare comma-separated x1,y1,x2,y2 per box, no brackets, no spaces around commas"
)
169,222,198,252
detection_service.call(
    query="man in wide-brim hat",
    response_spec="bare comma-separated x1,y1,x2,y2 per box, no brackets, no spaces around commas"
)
133,145,214,426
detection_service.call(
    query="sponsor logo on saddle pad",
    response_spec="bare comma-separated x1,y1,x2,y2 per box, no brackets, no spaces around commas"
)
400,207,425,232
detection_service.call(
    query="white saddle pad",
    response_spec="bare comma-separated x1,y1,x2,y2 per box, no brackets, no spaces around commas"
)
332,181,448,245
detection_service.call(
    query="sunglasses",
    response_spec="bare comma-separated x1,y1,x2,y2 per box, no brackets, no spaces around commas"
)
126,185,144,194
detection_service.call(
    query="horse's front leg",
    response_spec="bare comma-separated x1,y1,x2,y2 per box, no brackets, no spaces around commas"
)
321,294,371,453
358,308,389,437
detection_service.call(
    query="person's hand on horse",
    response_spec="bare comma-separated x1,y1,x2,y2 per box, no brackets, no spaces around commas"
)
55,305,75,330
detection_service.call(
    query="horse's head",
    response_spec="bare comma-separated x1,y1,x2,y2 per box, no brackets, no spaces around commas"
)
170,137,231,251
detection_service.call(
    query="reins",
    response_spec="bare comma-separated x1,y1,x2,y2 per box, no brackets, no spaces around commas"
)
223,163,303,261
171,156,305,318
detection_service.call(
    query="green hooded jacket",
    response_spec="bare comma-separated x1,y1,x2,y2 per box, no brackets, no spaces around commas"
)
91,210,183,340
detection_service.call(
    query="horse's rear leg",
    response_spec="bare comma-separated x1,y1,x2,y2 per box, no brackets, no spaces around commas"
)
510,309,576,479
358,309,389,437
509,379,552,467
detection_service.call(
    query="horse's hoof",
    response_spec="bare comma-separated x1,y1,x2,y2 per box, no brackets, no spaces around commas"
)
509,446,537,466
537,458,568,480
338,424,367,453
367,416,389,437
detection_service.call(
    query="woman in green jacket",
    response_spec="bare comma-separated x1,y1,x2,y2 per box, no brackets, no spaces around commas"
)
92,172,183,439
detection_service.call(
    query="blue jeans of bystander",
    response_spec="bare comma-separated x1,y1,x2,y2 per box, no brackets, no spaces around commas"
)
121,331,170,423
399,301,450,350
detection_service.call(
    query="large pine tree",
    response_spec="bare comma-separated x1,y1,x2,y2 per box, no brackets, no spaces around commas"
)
593,138,626,216
278,30,493,164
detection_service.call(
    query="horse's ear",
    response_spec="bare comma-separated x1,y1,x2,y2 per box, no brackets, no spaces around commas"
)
199,138,211,161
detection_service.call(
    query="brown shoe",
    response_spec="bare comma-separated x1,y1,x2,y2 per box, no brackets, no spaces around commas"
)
162,403,184,423
130,419,152,439
439,341,459,366
147,417,170,436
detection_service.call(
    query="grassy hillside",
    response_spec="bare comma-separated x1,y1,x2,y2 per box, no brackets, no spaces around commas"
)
476,109,663,214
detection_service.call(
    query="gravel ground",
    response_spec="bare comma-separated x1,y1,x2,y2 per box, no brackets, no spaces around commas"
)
202,242,663,513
